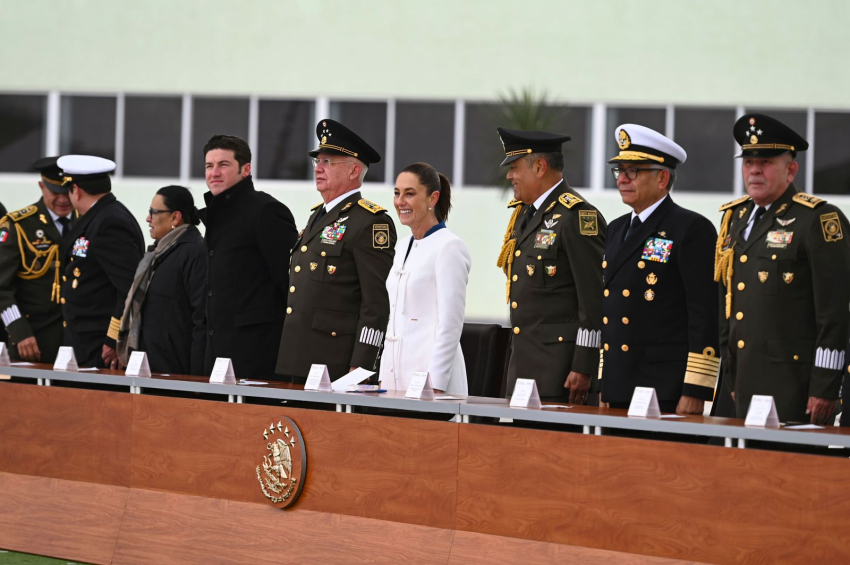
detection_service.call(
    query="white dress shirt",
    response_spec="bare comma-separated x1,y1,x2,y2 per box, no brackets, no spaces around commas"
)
742,202,772,240
47,207,72,235
324,188,361,213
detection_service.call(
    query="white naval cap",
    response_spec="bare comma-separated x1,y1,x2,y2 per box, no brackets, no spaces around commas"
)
608,124,687,168
57,155,116,176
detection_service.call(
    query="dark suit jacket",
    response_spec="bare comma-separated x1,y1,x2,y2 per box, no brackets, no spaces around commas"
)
63,193,144,366
200,176,297,379
600,195,719,404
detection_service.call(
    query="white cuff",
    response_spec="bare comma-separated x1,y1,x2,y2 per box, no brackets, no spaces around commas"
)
815,347,844,370
576,328,601,348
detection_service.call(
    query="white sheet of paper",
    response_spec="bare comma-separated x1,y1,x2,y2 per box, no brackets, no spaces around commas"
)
304,364,332,391
78,367,99,372
541,405,573,410
53,346,78,372
785,423,824,430
406,371,435,400
209,357,236,385
237,380,269,386
660,414,687,419
628,387,661,418
434,395,460,400
0,343,10,365
510,378,542,409
125,351,151,378
10,362,36,366
331,367,375,391
745,395,780,428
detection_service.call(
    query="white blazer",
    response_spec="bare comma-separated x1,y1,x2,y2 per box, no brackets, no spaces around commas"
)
379,228,471,395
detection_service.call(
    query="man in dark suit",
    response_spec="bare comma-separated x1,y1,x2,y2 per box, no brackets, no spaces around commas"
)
496,128,606,404
200,135,298,379
60,155,144,368
0,157,74,363
599,125,719,414
715,114,850,424
276,119,396,382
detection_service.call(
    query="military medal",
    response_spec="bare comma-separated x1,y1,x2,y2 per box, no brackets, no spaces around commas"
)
327,265,337,275
765,229,793,249
545,266,556,277
758,271,769,283
526,264,535,276
320,222,346,245
72,237,90,258
534,229,556,249
73,267,81,277
646,273,657,285
310,262,318,271
644,289,655,301
544,218,558,229
72,279,78,289
783,272,794,284
641,237,673,263
0,229,7,243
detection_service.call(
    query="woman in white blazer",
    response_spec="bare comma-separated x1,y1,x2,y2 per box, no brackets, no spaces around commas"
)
379,162,471,395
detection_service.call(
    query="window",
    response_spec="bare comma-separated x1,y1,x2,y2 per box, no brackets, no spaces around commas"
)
394,101,455,182
745,109,808,192
191,97,250,178
604,107,666,188
123,95,182,177
0,94,47,173
549,105,591,188
60,95,116,161
327,101,387,183
813,112,850,194
256,100,315,180
673,108,736,192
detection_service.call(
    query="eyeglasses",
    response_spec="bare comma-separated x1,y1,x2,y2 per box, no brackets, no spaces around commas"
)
148,208,173,216
611,167,666,180
311,157,349,168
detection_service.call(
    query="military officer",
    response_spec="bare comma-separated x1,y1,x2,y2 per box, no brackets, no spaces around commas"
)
598,125,719,414
276,119,396,382
60,155,144,368
715,114,850,424
0,158,74,363
497,127,606,404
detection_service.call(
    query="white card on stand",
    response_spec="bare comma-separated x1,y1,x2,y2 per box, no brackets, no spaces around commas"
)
125,351,152,378
331,367,375,391
745,395,780,428
510,378,542,409
0,343,9,365
209,357,236,384
406,371,435,400
304,364,332,391
53,346,79,372
628,387,661,418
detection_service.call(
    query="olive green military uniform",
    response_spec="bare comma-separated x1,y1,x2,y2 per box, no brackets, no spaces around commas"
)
716,184,850,421
275,193,397,380
0,199,67,362
499,184,607,400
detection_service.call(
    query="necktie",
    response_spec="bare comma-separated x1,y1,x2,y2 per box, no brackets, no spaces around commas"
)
745,206,766,241
518,205,536,234
624,215,642,241
57,216,70,237
311,206,327,229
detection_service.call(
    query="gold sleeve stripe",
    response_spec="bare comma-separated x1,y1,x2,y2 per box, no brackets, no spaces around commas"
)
107,317,121,341
684,370,717,388
685,351,719,388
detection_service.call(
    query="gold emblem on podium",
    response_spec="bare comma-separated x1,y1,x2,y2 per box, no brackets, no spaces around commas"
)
256,416,307,509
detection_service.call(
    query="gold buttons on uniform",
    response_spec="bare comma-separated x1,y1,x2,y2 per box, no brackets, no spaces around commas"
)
738,282,746,291
72,279,78,289
621,344,629,352
558,337,564,342
60,298,66,304
602,260,608,268
603,317,608,324
736,312,744,320
604,343,609,351
290,286,295,293
513,327,520,335
537,255,542,260
73,268,81,277
738,340,745,349
793,355,799,361
294,266,301,272
301,245,307,252
604,289,610,297
637,261,646,269
772,254,777,260
512,274,518,282
62,275,67,282
286,307,292,314
63,321,67,328
622,317,629,324
622,289,630,297
515,250,521,257
511,301,517,309
321,251,327,257
331,332,337,337
740,254,748,263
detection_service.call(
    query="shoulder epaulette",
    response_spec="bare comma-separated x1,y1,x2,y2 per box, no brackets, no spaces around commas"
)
7,205,38,222
718,195,751,212
310,202,323,211
792,193,826,209
507,199,523,209
357,198,386,214
558,193,584,209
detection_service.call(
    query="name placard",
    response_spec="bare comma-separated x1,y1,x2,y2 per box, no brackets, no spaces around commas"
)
304,364,332,392
628,387,661,418
124,351,151,378
510,378,542,409
744,395,780,428
0,343,9,366
209,358,236,385
53,346,79,372
405,371,435,400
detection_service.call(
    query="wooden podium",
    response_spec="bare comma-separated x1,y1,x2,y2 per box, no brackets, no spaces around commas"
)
1,381,849,564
